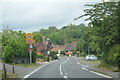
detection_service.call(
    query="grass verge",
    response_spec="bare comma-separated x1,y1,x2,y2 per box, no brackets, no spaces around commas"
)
0,70,2,79
1,70,19,78
98,63,120,72
86,60,100,64
13,63,41,68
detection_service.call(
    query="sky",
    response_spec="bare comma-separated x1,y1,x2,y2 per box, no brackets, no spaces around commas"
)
0,0,103,33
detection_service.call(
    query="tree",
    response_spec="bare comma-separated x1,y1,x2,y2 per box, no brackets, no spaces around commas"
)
75,2,119,68
2,27,37,63
33,32,43,42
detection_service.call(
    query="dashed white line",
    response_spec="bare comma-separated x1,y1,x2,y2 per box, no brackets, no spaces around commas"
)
82,68,88,70
81,64,86,68
78,62,80,64
64,75,68,78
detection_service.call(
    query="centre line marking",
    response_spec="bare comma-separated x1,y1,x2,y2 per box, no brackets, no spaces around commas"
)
78,62,80,64
60,57,69,75
64,75,68,78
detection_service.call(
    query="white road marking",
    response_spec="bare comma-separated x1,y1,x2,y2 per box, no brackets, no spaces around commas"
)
64,75,68,78
78,62,80,64
22,63,48,79
82,68,88,70
59,57,69,75
89,70,112,78
81,64,86,68
60,65,63,75
65,73,68,75
81,67,112,78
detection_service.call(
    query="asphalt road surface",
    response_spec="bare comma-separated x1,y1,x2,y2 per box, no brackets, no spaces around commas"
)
24,56,114,80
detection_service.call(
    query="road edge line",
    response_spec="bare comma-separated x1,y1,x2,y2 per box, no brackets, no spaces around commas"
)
22,63,48,79
88,69,113,78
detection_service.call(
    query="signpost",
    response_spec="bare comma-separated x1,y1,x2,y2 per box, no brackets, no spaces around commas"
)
26,33,33,63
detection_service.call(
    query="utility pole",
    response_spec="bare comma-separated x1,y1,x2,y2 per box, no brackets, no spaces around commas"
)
79,46,80,57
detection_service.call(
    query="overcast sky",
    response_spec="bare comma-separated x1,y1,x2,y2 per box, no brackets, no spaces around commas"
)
0,0,103,33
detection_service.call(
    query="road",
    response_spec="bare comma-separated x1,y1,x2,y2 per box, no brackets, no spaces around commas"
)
24,56,114,80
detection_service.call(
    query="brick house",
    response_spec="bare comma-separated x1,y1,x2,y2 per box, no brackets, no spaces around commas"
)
34,37,52,55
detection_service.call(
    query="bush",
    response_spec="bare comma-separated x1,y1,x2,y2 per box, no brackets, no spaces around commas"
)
100,45,120,69
108,45,120,68
60,51,65,55
80,52,86,57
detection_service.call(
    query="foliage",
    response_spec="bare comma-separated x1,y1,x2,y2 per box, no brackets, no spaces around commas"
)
75,2,119,69
33,32,43,42
2,28,37,63
60,51,65,55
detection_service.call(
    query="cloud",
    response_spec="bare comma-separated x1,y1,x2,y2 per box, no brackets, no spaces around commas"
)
2,1,101,33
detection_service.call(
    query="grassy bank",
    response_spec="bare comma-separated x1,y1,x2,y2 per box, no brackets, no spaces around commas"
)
14,63,41,68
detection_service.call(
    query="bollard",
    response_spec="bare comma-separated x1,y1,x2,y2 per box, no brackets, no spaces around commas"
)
3,64,5,70
13,66,15,74
4,68,7,79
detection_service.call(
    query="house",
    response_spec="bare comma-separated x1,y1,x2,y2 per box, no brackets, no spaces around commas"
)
51,41,76,55
34,37,52,55
51,45,66,53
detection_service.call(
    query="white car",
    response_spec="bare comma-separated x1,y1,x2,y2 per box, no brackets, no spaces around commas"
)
85,55,97,61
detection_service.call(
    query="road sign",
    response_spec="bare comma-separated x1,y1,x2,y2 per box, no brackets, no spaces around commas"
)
29,48,33,52
29,43,33,48
26,33,33,43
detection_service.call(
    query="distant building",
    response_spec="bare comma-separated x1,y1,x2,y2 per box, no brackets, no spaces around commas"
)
51,45,66,52
34,37,53,55
51,41,76,55
64,41,76,55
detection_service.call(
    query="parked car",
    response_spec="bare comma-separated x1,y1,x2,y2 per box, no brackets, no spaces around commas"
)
85,55,97,61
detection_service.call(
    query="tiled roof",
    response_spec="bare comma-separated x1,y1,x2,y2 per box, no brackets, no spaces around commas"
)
35,42,49,51
64,43,76,51
51,45,65,51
